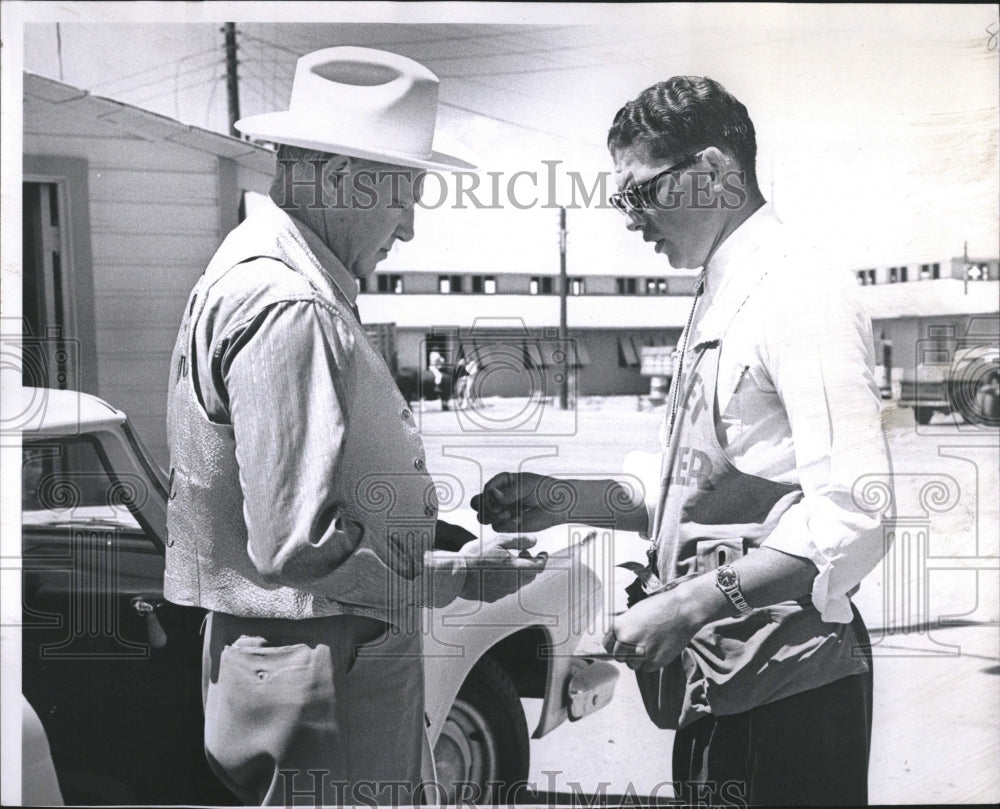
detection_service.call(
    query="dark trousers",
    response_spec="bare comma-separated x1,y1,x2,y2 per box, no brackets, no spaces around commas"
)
672,610,873,807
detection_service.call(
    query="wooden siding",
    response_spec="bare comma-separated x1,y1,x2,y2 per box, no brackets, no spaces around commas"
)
25,130,224,467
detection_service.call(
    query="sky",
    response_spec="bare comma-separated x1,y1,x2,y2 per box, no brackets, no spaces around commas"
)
9,2,1000,277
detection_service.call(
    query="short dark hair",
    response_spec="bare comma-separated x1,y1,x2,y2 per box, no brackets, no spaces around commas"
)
607,76,758,185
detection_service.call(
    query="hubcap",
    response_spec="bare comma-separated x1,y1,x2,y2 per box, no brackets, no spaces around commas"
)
433,698,499,802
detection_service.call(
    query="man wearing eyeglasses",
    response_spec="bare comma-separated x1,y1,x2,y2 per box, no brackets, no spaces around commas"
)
474,76,892,805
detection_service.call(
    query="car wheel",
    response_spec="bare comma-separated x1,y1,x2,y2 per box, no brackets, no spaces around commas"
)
433,654,530,805
913,406,935,425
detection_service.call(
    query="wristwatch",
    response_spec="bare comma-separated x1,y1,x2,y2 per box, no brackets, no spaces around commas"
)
715,565,754,616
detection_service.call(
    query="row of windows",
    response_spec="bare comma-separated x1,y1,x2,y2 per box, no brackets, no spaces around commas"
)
857,263,940,286
359,275,678,295
369,264,956,294
409,333,672,370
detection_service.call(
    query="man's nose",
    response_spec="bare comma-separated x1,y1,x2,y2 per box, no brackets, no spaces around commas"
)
624,209,645,232
397,207,416,242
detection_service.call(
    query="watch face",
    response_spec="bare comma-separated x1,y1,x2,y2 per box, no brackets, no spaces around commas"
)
717,567,738,588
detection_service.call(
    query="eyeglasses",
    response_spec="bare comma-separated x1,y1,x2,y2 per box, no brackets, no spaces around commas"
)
609,152,701,215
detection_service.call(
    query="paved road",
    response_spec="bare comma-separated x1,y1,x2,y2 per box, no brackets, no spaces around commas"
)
419,397,999,804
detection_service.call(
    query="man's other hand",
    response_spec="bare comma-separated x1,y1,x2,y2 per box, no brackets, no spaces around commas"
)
602,588,701,672
458,534,547,603
471,472,573,533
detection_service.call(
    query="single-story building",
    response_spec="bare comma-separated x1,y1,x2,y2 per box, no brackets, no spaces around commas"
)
22,72,273,467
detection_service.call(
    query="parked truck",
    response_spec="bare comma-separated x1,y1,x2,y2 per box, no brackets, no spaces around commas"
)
898,316,1000,426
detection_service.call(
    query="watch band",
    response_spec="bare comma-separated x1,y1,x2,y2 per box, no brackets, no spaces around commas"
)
716,564,754,616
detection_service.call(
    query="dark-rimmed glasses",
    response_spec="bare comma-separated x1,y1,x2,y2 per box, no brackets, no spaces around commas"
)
609,152,701,215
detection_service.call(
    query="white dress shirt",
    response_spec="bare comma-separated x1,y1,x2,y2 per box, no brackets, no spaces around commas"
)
636,204,893,623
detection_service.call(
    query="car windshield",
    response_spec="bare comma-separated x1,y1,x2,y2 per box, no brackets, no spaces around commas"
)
22,438,143,532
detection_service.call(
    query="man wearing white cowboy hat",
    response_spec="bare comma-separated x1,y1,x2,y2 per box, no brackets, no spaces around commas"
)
165,47,545,806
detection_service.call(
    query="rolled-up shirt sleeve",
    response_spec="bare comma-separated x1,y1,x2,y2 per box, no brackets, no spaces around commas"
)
216,297,465,612
760,279,894,623
621,449,663,539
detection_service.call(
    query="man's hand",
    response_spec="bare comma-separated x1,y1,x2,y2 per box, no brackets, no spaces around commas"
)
471,472,574,533
602,588,702,672
458,534,547,603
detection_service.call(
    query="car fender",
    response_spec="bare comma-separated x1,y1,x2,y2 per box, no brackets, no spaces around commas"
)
422,543,603,745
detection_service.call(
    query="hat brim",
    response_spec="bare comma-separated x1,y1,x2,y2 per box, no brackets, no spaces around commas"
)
235,111,477,172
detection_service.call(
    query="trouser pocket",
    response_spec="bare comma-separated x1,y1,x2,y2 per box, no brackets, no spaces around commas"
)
695,538,745,572
204,637,334,804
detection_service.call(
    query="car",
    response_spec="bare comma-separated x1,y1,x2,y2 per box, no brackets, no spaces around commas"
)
18,387,618,806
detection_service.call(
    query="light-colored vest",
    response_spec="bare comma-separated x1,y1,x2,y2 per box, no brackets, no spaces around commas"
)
164,215,435,621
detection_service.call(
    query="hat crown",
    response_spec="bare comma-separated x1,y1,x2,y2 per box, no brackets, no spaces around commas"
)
288,47,438,158
235,46,473,171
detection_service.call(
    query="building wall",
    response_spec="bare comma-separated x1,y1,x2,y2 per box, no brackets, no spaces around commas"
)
24,128,270,466
393,326,679,399
872,314,982,382
950,257,1000,281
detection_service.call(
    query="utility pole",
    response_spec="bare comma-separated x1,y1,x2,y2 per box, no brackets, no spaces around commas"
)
558,206,569,410
964,240,969,295
224,23,241,138
55,23,64,81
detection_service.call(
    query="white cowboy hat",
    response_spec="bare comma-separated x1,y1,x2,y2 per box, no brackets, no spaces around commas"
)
235,46,475,172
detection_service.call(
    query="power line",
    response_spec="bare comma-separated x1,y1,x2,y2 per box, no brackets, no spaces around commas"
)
437,97,603,150
240,32,303,58
129,74,223,109
88,46,219,91
99,56,222,100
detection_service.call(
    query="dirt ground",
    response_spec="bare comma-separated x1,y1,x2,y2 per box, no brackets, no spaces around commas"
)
419,395,1000,805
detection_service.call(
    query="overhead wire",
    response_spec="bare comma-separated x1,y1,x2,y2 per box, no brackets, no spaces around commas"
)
87,46,219,92
129,74,223,109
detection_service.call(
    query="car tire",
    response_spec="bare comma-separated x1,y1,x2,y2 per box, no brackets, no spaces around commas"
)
433,654,530,805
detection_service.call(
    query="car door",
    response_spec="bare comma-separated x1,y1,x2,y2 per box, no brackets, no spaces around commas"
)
22,429,236,806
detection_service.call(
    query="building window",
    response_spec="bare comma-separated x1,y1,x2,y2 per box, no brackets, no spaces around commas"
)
645,278,668,295
530,276,554,295
570,277,585,295
377,273,403,293
888,267,897,283
920,263,941,280
617,334,641,367
357,277,368,293
616,278,637,295
23,180,74,389
439,275,463,294
470,275,496,294
899,265,908,282
856,269,875,286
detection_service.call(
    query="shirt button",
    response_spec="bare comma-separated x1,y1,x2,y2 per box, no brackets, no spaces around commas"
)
414,458,425,471
401,408,410,421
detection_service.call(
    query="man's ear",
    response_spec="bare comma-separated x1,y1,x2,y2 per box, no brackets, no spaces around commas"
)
321,154,352,196
700,147,733,190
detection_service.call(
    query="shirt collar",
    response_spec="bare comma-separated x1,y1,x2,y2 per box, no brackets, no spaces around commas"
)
703,202,777,292
689,202,781,345
286,212,359,306
254,195,359,306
